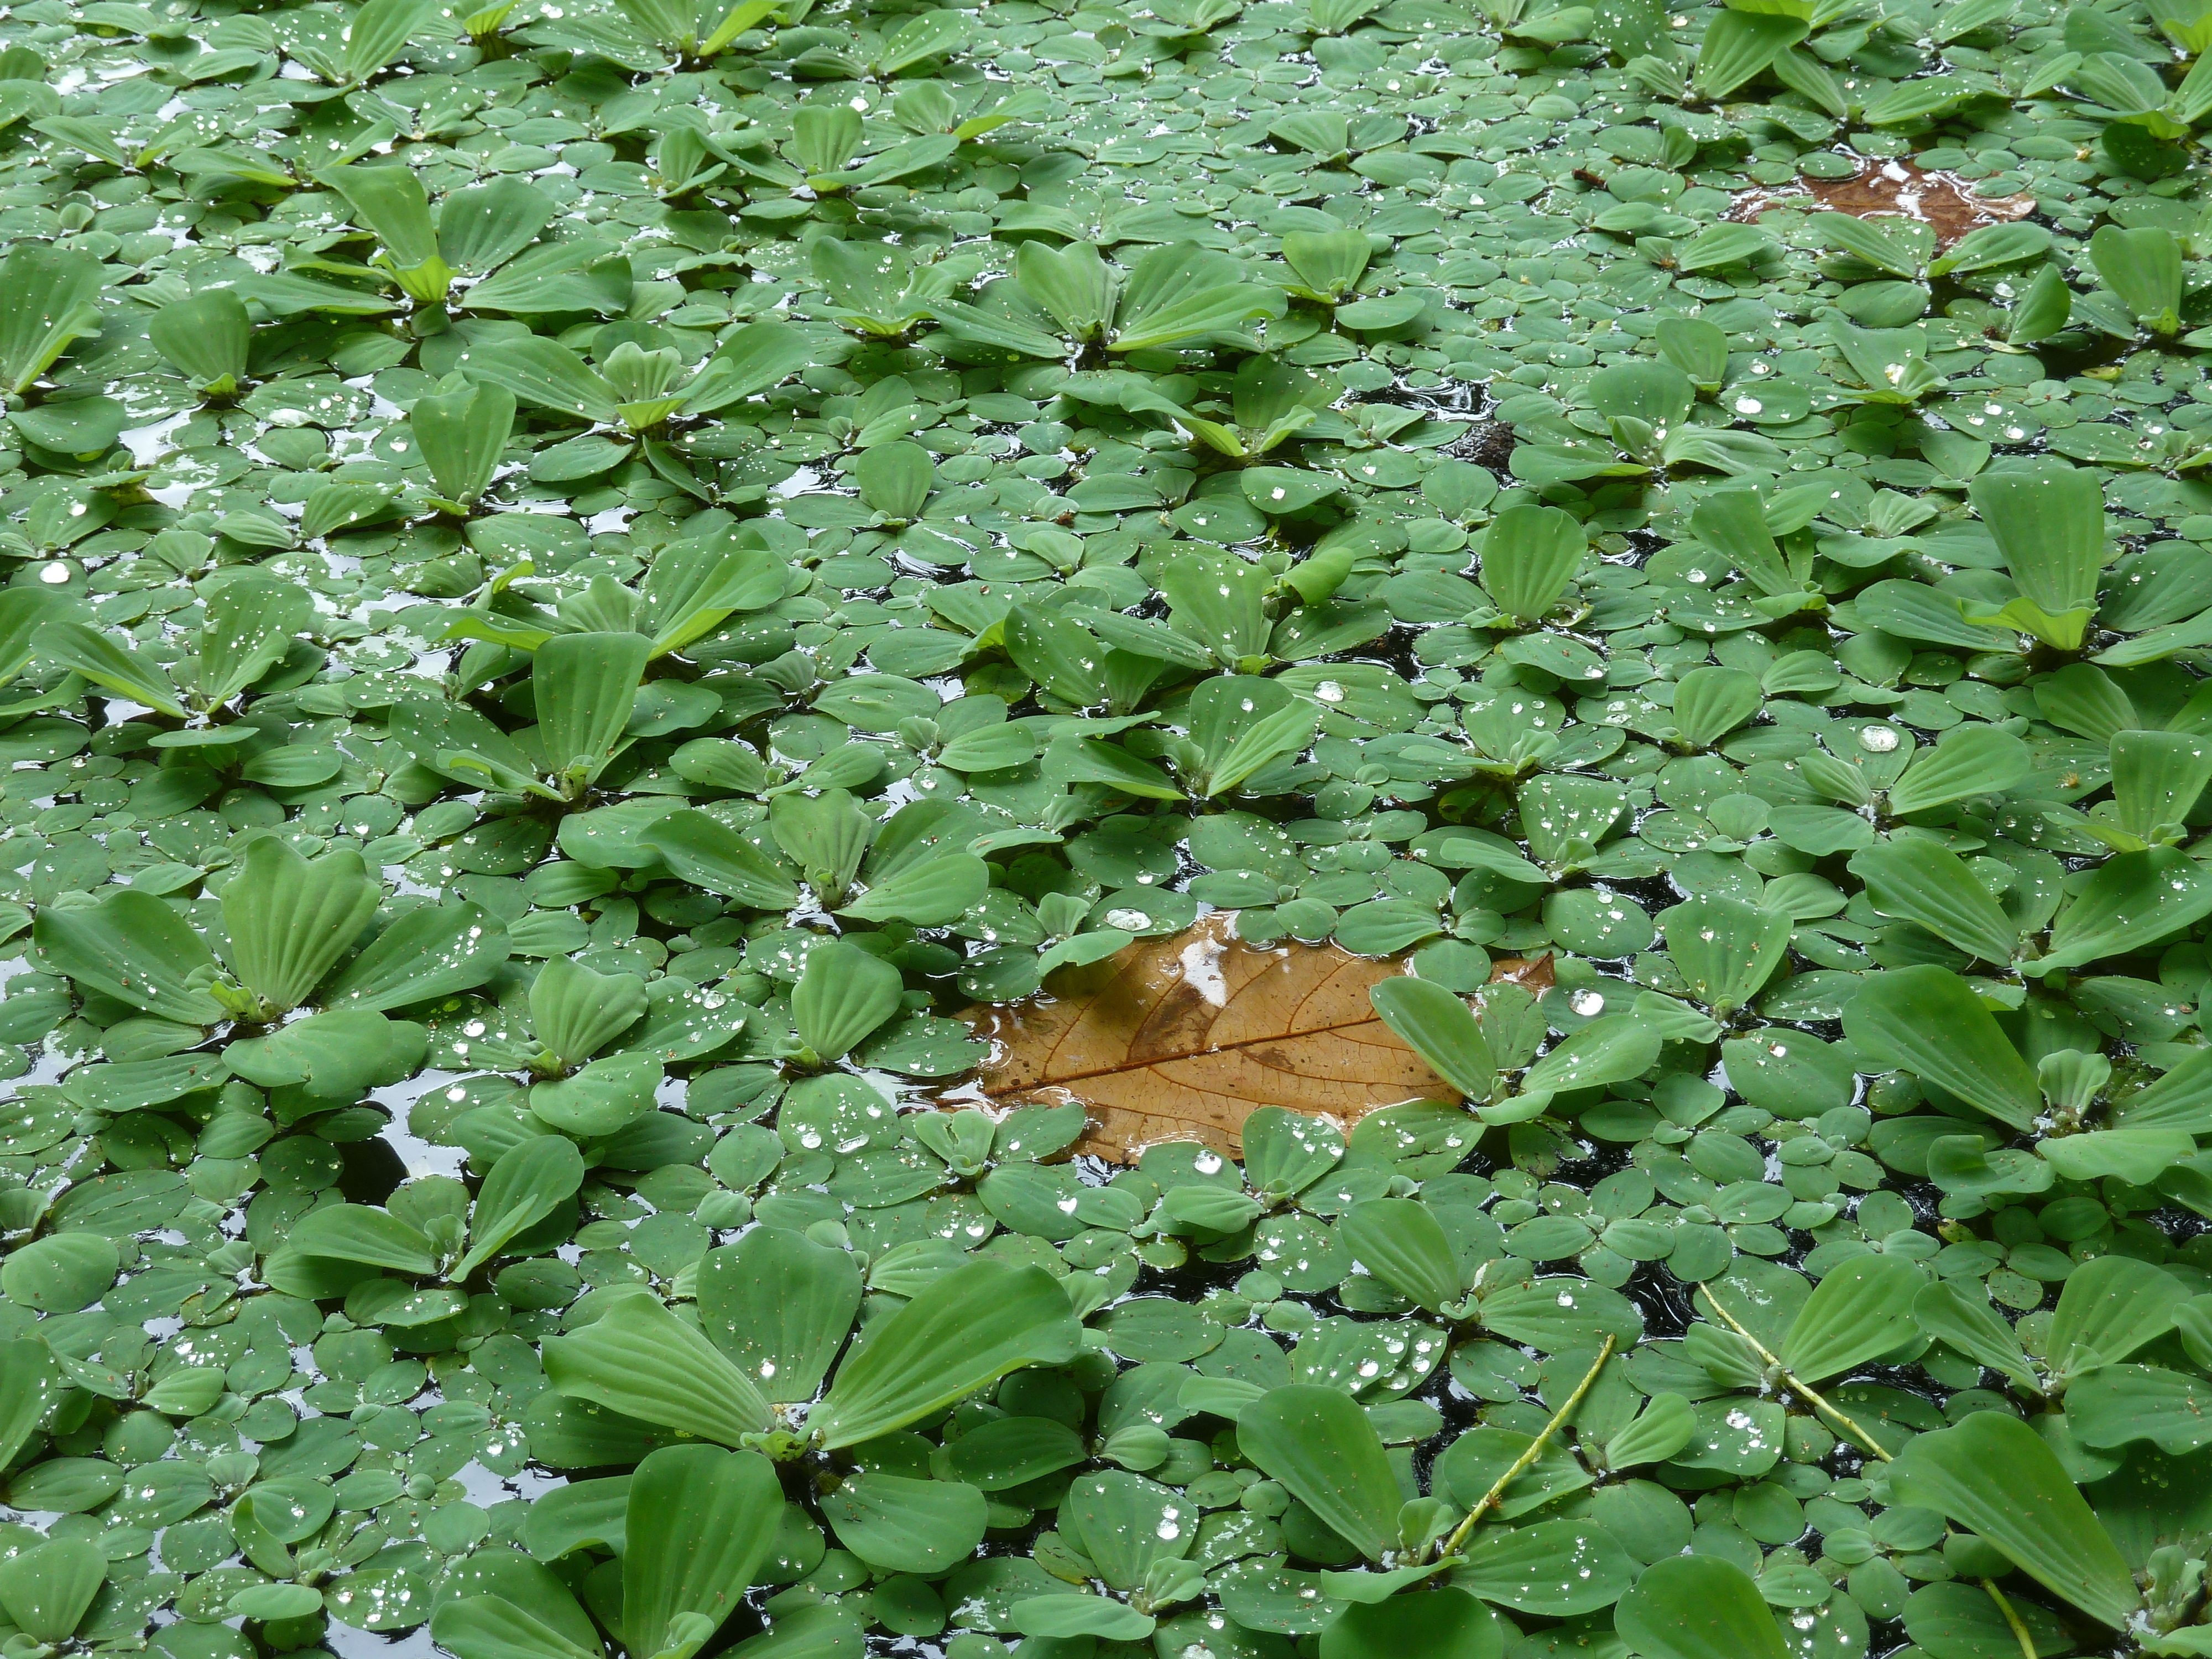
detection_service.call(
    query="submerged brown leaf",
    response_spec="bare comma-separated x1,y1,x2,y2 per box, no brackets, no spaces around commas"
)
962,914,1445,1160
1730,159,2036,249
1487,952,1556,993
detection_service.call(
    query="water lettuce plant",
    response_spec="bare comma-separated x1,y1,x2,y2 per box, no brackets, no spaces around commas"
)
8,1,2212,1658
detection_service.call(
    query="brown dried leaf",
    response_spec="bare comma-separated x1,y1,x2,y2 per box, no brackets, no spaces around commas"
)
962,914,1444,1161
1487,953,1555,993
1730,159,2036,249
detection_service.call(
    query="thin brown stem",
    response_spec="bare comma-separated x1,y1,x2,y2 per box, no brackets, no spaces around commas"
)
1437,1333,1616,1562
1982,1578,2038,1659
1698,1290,1895,1462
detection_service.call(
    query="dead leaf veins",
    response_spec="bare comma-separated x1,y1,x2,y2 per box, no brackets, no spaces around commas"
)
1730,158,2037,249
962,914,1446,1160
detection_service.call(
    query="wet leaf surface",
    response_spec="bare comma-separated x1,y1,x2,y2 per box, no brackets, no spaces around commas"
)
966,915,1443,1157
1731,159,2038,247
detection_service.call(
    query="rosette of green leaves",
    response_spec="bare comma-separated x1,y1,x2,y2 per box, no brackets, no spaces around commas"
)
34,837,507,1070
928,241,1287,361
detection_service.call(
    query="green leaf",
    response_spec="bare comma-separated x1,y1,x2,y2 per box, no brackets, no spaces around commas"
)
1780,1254,1921,1383
533,631,649,790
1368,978,1495,1102
1843,966,2038,1129
1848,837,2019,964
1059,1469,1194,1590
638,529,784,656
1614,1556,1787,1659
223,1009,422,1100
343,0,434,79
1189,674,1321,797
1855,579,2001,653
413,380,514,508
321,161,445,289
1674,223,1778,274
639,810,801,909
1970,460,2107,633
0,1342,61,1470
148,288,251,393
320,901,510,1012
854,442,934,520
1931,221,2053,278
530,1051,662,1137
1004,603,1107,706
300,477,399,540
0,587,80,686
1588,359,1695,429
2038,1126,2193,1184
1659,893,1791,1016
698,0,779,55
1237,1385,1403,1561
1242,466,1343,516
2068,1365,2212,1454
1889,1412,2140,1628
1338,1199,1463,1314
390,699,550,796
1013,1597,1155,1640
1886,722,2031,813
1282,228,1372,301
1812,211,1928,278
235,269,399,319
2043,847,2212,969
2008,261,2074,345
542,1291,773,1446
1017,240,1115,340
460,335,620,424
682,322,816,415
762,786,870,891
457,1137,585,1279
1514,1016,1662,1110
840,854,988,926
0,1538,105,1644
821,1471,988,1575
625,1446,785,1659
1602,1392,1695,1469
0,245,103,395
791,940,904,1065
1109,244,1284,351
1043,733,1181,800
2046,1252,2188,1380
2114,1048,2212,1133
808,1258,1081,1448
1912,1279,2036,1389
697,1226,860,1403
437,178,557,274
1670,666,1761,748
927,294,1068,358
2106,729,2212,843
873,8,968,72
531,954,648,1067
1689,488,1803,598
222,836,378,1013
1161,550,1273,664
35,890,222,1025
39,621,185,717
1453,1519,1634,1614
433,1594,601,1659
1478,503,1586,621
1655,316,1729,390
196,574,312,705
1,1234,117,1314
2091,223,2184,334
1319,1589,1498,1659
289,1203,440,1275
